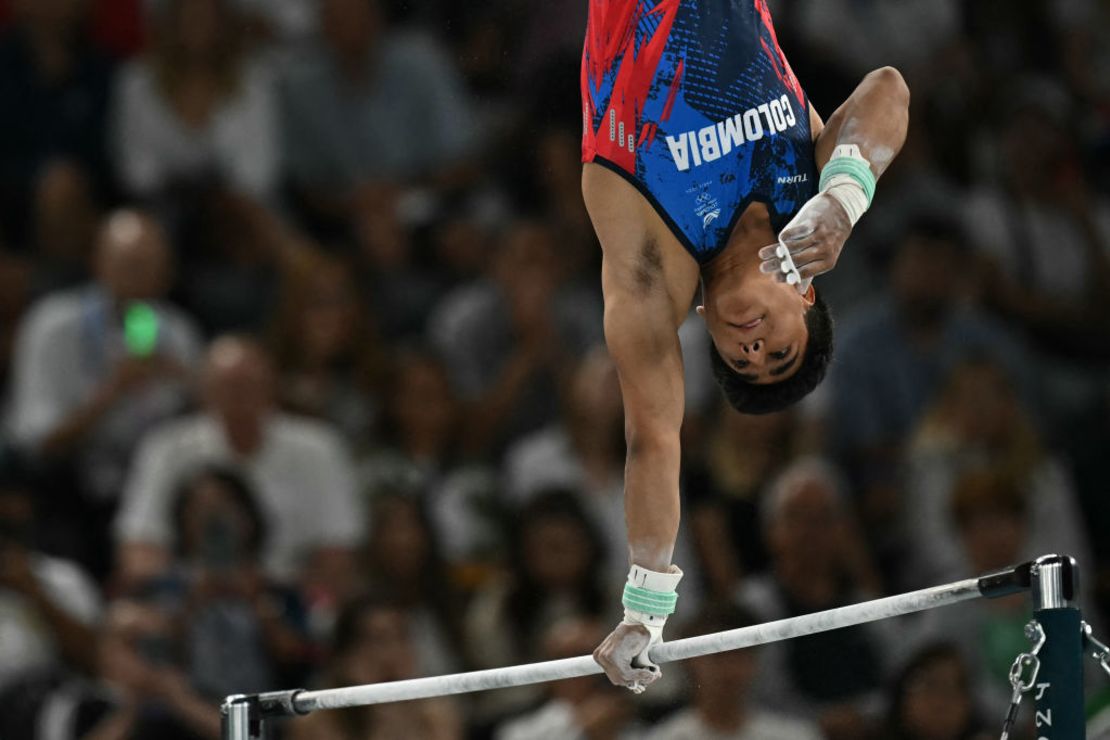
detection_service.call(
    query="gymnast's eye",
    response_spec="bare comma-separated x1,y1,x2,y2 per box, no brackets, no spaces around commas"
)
733,358,750,369
771,348,790,360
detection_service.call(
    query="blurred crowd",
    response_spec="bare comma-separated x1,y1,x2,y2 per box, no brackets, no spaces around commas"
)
0,0,1108,738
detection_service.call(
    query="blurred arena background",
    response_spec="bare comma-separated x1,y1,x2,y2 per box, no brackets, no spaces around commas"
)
0,0,1108,738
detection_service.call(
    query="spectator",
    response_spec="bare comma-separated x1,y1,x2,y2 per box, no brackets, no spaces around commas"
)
465,490,609,721
682,405,805,599
910,469,1037,720
0,448,101,691
8,210,200,573
280,0,476,227
152,466,311,697
0,0,113,248
735,458,890,740
495,617,644,740
90,595,222,740
287,594,462,740
649,603,821,740
359,346,499,564
874,642,991,740
361,492,462,677
903,357,1093,589
826,214,1028,539
270,252,380,446
503,348,627,580
114,335,363,595
110,0,278,203
429,219,603,457
965,80,1110,424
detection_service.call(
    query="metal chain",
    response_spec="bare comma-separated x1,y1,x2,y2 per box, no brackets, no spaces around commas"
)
999,621,1046,740
1082,621,1110,680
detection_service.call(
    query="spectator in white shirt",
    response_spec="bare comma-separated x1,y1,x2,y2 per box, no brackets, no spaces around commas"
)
7,211,200,575
648,604,821,740
111,0,278,202
114,335,363,594
0,450,101,692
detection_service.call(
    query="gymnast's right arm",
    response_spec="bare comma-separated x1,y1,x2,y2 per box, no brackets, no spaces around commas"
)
591,247,689,691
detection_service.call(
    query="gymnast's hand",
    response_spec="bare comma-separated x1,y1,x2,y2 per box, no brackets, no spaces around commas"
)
593,622,661,692
760,192,852,288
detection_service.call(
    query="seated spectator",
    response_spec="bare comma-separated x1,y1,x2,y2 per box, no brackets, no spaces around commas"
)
966,81,1110,384
0,448,101,691
826,215,1028,543
495,617,644,740
429,219,603,458
151,465,311,697
735,458,890,740
903,357,1093,589
280,0,476,228
114,336,363,596
30,160,101,296
8,211,200,574
362,492,462,677
91,595,222,740
503,348,627,581
874,642,991,740
681,404,806,599
359,346,499,564
0,0,113,248
910,470,1038,721
110,0,277,203
270,252,380,446
649,603,821,740
287,594,462,740
465,490,609,721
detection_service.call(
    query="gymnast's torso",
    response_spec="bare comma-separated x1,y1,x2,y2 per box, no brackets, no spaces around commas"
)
581,0,818,263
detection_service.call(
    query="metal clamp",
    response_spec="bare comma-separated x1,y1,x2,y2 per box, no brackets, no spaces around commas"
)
1000,621,1046,740
1083,621,1110,680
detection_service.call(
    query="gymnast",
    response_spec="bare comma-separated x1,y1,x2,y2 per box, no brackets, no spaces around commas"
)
580,0,910,691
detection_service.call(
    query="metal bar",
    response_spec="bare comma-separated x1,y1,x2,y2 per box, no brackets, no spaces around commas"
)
1031,555,1085,740
292,576,984,712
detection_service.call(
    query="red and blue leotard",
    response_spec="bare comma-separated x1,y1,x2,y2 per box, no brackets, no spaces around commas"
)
582,0,818,264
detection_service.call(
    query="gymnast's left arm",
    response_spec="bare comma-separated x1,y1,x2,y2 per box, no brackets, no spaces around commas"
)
761,66,911,285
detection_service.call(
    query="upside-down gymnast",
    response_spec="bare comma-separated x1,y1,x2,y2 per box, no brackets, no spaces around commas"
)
581,0,910,690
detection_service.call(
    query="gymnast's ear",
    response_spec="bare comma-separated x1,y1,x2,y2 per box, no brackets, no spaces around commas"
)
801,284,816,308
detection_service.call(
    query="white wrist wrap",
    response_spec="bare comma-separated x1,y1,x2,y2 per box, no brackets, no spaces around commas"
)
621,565,683,670
819,144,875,227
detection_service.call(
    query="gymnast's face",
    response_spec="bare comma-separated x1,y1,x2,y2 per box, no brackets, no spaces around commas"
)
699,268,814,384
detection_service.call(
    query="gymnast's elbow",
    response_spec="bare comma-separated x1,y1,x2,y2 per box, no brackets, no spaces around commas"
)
624,422,680,463
864,66,910,108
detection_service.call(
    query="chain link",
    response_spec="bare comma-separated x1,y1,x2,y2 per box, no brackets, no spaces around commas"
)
999,621,1046,740
1082,621,1110,680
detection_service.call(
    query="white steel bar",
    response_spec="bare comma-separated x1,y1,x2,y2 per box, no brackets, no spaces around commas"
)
294,577,982,712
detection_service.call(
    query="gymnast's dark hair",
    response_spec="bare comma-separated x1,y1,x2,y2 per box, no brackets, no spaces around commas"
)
710,290,834,415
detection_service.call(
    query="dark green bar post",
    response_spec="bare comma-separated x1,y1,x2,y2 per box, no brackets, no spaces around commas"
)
1031,555,1084,740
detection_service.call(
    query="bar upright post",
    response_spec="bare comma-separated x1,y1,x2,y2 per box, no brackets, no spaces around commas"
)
221,695,261,740
1030,555,1084,740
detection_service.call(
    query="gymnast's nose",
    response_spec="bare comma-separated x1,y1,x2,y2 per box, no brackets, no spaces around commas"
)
740,339,764,358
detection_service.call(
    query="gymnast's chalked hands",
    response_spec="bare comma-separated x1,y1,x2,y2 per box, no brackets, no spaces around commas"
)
593,622,661,693
759,192,852,290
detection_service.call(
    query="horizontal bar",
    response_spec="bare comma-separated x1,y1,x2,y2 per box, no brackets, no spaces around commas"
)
293,575,985,712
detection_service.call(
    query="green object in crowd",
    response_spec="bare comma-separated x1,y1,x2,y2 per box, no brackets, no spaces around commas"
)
124,302,159,356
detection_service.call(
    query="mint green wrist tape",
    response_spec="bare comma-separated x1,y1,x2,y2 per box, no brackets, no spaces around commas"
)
820,156,877,206
622,584,678,616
